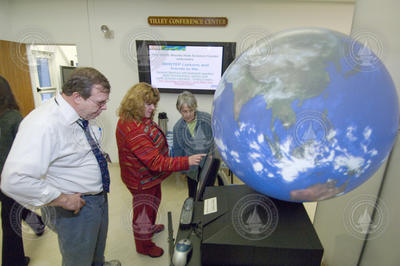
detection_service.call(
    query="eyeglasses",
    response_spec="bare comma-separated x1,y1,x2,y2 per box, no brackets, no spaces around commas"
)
180,109,195,115
87,98,109,108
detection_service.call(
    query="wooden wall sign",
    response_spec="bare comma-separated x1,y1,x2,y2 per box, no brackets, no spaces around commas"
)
148,16,228,26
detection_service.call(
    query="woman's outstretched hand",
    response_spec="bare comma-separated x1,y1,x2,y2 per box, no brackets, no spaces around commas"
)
188,154,207,166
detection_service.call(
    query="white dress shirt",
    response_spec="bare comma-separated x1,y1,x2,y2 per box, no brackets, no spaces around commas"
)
1,93,103,207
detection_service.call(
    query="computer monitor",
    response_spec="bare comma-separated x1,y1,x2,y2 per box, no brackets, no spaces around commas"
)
136,40,236,94
60,66,76,85
195,154,221,201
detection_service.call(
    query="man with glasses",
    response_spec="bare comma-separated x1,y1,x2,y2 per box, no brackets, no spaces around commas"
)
1,67,120,266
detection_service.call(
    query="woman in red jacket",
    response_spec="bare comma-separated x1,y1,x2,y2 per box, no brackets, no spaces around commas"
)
116,82,204,258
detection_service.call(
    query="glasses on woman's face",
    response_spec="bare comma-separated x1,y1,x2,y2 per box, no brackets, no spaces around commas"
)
180,108,194,115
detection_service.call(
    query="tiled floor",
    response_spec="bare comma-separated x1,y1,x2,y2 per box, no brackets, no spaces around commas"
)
0,163,316,265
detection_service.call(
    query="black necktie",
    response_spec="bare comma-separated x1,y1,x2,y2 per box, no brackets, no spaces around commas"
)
78,119,110,192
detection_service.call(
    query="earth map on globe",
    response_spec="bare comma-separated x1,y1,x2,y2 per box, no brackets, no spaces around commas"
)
212,28,399,202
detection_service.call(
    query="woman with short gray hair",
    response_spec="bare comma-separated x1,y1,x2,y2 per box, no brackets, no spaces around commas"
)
176,91,197,112
173,91,215,198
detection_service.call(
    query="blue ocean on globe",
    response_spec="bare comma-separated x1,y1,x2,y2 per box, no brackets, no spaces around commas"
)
212,28,399,202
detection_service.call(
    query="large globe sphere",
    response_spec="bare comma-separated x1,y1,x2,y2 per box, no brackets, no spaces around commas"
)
212,28,399,202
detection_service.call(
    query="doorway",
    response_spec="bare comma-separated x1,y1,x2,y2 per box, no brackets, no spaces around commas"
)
26,44,78,107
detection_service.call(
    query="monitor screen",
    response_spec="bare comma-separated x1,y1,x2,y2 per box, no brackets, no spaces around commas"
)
195,154,221,201
60,66,76,85
136,40,236,94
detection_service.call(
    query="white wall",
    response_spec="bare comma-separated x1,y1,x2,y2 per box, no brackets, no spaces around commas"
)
7,0,354,162
351,0,400,265
313,0,400,265
0,0,10,40
313,166,386,265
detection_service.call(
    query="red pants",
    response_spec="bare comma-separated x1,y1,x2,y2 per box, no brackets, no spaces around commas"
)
129,184,161,253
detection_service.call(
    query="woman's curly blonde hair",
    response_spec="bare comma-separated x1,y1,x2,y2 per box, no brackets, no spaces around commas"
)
118,82,160,121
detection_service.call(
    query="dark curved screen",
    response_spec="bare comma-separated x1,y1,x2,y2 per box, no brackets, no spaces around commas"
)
195,154,221,201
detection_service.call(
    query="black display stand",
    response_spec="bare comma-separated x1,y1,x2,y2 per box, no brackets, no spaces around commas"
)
175,185,323,266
